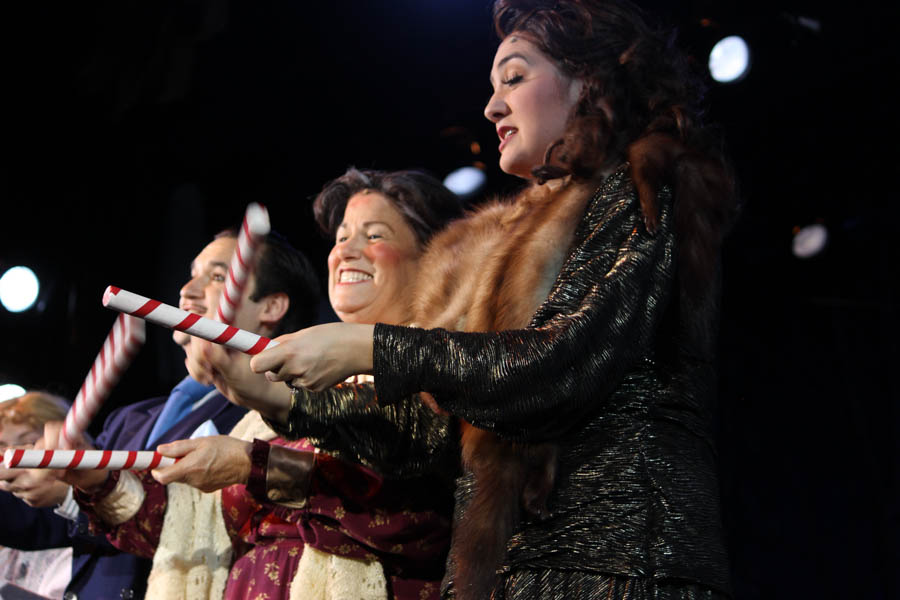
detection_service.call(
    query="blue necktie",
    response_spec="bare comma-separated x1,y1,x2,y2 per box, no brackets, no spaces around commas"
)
145,376,215,448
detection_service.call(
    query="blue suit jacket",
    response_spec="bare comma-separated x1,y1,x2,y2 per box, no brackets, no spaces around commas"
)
0,390,247,600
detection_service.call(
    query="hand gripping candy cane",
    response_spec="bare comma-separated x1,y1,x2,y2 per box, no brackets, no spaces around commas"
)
61,314,145,449
3,448,175,470
216,203,270,324
102,286,278,354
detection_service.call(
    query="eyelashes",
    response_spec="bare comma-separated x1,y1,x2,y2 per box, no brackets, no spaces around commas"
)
502,74,524,86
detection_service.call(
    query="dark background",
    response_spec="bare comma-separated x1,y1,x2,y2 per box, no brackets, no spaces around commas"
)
0,1,897,597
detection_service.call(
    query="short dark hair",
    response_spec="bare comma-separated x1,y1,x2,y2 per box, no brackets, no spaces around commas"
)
313,168,463,247
216,228,321,336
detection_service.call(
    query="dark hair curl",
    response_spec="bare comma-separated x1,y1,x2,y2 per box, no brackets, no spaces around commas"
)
494,0,737,299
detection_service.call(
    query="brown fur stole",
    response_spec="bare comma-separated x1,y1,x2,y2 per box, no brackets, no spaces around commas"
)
411,177,596,599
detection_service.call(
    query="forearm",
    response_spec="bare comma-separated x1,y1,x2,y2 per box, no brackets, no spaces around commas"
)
264,383,459,479
374,185,677,442
246,440,315,507
75,470,166,559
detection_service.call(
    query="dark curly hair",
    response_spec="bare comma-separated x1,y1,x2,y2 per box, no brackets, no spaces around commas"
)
313,168,464,247
494,0,737,299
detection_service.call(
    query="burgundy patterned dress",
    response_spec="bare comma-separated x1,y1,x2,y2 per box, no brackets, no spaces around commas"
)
80,436,452,600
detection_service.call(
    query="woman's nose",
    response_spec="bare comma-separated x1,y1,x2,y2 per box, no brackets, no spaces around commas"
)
335,236,363,260
484,90,508,123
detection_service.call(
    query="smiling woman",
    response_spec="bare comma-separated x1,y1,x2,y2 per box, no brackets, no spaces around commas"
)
327,192,423,325
315,168,467,326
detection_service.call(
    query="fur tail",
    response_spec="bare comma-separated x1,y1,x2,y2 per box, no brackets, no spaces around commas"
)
453,424,558,600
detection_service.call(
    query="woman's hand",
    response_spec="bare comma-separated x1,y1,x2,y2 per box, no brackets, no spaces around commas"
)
250,322,375,392
198,338,293,422
152,436,252,493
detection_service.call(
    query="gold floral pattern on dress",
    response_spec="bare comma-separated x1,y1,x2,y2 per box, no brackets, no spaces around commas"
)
369,509,389,527
263,561,280,583
402,509,422,524
83,435,449,600
420,582,435,599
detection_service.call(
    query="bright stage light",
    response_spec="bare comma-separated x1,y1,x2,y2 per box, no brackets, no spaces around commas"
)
444,166,486,198
0,266,40,312
0,384,26,403
792,224,828,258
709,35,751,83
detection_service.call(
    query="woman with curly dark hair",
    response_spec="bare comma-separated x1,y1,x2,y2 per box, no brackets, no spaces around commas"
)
244,1,737,598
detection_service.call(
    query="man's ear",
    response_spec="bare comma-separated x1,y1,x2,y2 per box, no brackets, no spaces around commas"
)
258,292,290,333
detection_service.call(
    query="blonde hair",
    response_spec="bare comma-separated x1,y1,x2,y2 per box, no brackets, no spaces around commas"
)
0,391,70,433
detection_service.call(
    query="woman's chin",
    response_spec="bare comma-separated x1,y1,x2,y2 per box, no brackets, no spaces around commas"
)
334,307,370,325
499,156,534,180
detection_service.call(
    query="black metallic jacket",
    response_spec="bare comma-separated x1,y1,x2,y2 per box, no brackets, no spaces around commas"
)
270,168,731,594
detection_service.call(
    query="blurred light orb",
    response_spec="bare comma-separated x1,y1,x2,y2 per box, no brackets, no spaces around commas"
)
709,35,751,83
0,384,27,403
792,224,828,258
0,266,40,312
444,166,486,198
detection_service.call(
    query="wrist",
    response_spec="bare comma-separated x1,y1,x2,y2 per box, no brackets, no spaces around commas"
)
73,470,112,496
355,323,375,374
245,439,270,499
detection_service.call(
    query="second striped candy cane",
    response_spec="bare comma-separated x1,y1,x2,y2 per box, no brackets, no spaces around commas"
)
217,203,270,324
103,286,278,354
3,448,175,470
61,314,145,448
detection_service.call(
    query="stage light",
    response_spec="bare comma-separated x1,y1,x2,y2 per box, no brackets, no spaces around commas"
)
0,384,26,403
792,223,828,258
0,266,40,313
444,166,486,198
709,35,751,83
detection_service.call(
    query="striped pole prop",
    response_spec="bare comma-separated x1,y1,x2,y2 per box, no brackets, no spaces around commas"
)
216,203,270,324
3,449,175,470
103,286,277,354
61,314,146,449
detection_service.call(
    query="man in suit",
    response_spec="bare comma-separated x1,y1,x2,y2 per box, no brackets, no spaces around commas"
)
0,229,320,599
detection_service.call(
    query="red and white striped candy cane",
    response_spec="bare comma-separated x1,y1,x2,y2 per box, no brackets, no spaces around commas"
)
61,314,145,449
3,448,175,470
216,203,270,324
103,286,278,354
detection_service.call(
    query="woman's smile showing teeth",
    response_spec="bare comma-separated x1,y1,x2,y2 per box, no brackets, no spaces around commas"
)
497,126,518,152
339,270,373,283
